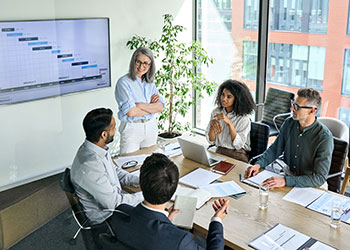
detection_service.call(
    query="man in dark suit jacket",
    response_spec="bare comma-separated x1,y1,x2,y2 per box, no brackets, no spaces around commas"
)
109,153,229,250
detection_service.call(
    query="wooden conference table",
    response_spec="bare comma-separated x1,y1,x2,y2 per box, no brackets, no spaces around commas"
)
119,141,350,250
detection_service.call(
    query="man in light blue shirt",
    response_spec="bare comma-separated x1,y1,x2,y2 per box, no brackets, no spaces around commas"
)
70,108,143,224
115,47,165,154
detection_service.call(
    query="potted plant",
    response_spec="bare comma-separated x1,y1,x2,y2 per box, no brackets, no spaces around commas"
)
126,14,216,138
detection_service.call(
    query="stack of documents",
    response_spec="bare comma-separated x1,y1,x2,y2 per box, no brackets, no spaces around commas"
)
154,142,182,157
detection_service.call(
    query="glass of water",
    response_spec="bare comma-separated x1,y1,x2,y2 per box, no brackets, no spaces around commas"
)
330,199,342,228
259,184,269,209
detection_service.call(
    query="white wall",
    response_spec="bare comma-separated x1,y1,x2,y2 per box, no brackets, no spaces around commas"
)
0,0,192,191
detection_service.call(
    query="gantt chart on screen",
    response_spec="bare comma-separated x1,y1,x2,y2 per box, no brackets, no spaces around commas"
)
0,18,110,104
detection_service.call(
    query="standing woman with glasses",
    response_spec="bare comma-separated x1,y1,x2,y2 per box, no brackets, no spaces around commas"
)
115,47,164,154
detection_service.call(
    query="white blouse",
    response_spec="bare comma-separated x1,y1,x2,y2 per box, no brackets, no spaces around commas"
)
205,107,251,151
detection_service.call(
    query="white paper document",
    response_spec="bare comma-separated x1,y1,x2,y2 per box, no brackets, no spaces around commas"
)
114,154,149,168
179,168,221,188
307,192,350,223
243,170,283,188
154,143,182,157
249,224,337,250
201,181,246,198
172,195,197,229
171,185,211,209
282,187,325,207
309,241,338,250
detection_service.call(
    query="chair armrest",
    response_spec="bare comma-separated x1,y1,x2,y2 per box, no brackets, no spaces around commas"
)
248,153,263,165
272,112,292,133
327,172,343,179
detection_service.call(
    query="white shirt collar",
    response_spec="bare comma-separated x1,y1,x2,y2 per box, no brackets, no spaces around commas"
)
84,139,109,158
141,202,169,217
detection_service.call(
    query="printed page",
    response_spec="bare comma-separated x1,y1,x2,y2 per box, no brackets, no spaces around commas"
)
172,195,197,229
307,193,350,223
189,189,212,209
309,241,337,250
282,187,325,207
249,224,310,250
179,168,221,188
171,186,211,209
171,185,194,201
202,181,246,198
243,170,283,188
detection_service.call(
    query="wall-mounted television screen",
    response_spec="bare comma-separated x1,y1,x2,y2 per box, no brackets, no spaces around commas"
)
0,18,110,105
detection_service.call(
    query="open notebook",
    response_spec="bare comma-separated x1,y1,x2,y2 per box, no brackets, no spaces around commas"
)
171,186,211,209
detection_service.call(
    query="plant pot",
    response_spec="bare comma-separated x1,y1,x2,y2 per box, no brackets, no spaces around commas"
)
158,132,182,139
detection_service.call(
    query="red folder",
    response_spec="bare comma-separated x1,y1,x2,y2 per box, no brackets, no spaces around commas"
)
212,161,235,175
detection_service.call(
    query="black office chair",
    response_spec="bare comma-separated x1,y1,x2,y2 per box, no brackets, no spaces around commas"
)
248,121,270,164
327,137,349,193
60,168,122,250
257,87,295,136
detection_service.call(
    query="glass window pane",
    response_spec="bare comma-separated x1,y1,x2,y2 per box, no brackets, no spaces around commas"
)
195,0,350,131
267,0,348,122
195,0,259,131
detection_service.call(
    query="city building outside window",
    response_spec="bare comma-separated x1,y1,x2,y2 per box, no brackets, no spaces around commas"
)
195,0,350,131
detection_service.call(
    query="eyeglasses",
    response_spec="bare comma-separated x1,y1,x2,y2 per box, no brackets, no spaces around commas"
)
121,160,138,169
135,59,151,68
290,100,317,111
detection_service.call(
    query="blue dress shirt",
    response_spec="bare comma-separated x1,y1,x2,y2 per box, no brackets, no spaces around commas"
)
70,140,143,224
115,74,165,122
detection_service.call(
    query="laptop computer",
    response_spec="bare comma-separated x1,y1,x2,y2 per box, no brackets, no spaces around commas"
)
177,138,225,167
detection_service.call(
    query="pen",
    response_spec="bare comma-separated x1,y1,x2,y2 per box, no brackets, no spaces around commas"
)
224,208,228,214
239,173,242,182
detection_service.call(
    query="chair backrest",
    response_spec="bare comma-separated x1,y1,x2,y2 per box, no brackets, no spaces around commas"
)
327,137,348,193
59,168,91,228
249,122,270,160
318,117,349,142
261,88,295,128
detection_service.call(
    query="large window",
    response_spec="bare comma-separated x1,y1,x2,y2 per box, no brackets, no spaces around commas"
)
195,0,350,131
195,0,259,131
244,0,329,33
242,41,326,89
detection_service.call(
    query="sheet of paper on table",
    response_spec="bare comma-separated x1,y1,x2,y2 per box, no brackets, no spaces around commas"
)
282,187,325,207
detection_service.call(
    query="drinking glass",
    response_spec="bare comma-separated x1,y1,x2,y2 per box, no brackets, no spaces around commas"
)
330,199,342,228
259,184,269,209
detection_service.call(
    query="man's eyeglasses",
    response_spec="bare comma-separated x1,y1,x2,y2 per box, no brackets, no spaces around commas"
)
135,59,151,68
121,160,138,169
290,100,317,111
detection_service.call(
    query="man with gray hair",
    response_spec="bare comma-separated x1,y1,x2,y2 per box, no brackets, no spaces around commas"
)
245,88,334,188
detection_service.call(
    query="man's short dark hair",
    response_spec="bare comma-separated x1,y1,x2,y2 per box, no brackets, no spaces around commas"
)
83,108,113,143
297,88,322,110
140,153,179,205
